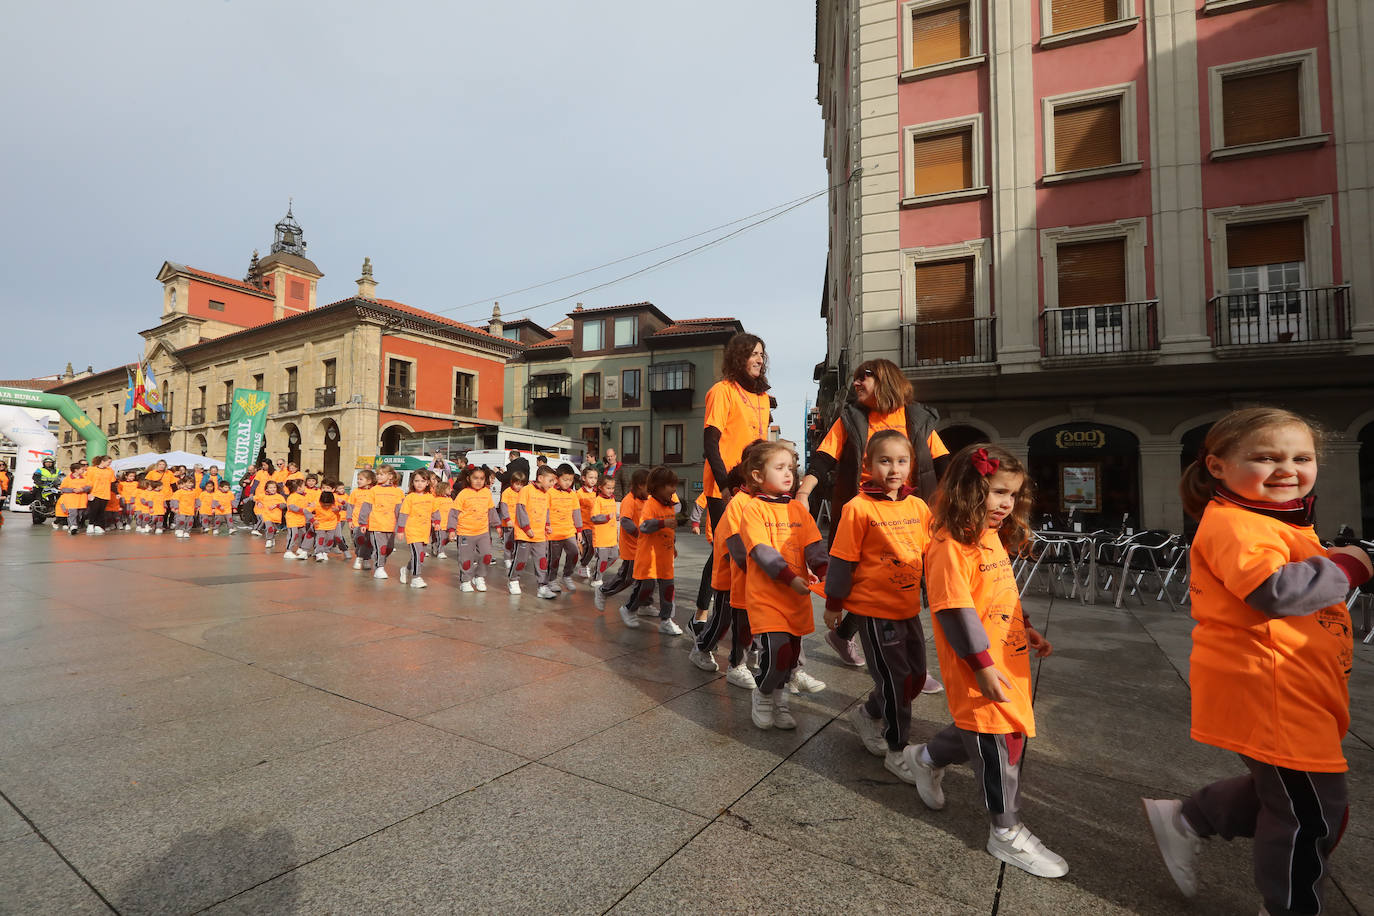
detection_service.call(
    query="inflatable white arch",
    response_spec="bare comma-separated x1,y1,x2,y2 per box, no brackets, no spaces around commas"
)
0,406,59,510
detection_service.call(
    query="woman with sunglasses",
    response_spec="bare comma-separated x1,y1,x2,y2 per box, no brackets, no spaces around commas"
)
798,358,951,671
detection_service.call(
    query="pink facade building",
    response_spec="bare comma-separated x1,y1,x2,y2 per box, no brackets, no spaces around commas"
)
815,0,1374,531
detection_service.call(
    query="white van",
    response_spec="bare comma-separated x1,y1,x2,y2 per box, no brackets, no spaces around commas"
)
464,449,581,474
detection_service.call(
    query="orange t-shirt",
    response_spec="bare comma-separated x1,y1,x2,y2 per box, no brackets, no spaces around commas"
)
270,468,289,485
284,493,308,529
710,500,740,592
314,504,341,532
816,410,949,484
633,496,677,580
828,492,931,620
400,492,438,542
256,493,285,525
516,486,551,543
118,480,139,503
303,487,323,514
454,488,494,536
723,492,755,607
739,496,821,637
617,493,642,559
87,466,115,500
547,488,580,541
252,470,271,493
350,488,371,525
592,495,619,549
209,491,234,516
366,486,404,533
702,380,772,499
60,474,89,510
500,487,521,529
578,487,598,532
926,530,1035,737
1189,500,1353,772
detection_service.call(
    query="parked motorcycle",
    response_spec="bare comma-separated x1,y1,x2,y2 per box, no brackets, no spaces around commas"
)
17,484,59,525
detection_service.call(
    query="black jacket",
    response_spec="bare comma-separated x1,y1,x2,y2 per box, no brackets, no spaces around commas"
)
807,397,939,515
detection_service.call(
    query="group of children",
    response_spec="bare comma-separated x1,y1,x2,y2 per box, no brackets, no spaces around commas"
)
49,456,240,537
38,405,1360,912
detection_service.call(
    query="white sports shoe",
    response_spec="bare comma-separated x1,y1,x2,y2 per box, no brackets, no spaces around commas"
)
561,576,576,592
772,690,796,729
849,707,889,757
264,539,274,548
618,605,640,628
410,576,427,589
1142,798,1200,897
688,648,719,671
903,744,946,810
437,551,449,559
548,581,562,593
315,554,328,562
658,618,683,636
987,824,1069,879
750,689,774,729
789,670,826,694
593,588,607,611
399,567,409,584
922,674,946,694
725,664,756,689
459,581,475,592
373,567,389,580
353,558,363,570
537,585,557,599
508,580,521,595
590,578,603,589
473,577,487,592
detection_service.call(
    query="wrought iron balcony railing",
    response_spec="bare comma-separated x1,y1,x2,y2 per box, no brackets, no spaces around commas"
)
900,317,997,368
1207,286,1351,347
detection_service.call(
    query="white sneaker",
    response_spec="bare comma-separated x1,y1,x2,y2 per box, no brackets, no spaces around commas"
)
353,557,363,570
410,576,427,589
849,707,889,757
315,554,328,562
89,525,104,535
508,580,522,595
657,618,682,636
922,674,946,694
561,576,576,592
750,689,774,729
689,648,719,671
593,587,606,611
725,664,757,689
904,744,946,810
636,605,658,617
283,549,297,559
987,824,1068,879
618,605,640,628
773,690,796,729
789,670,826,694
537,585,557,599
373,567,389,580
437,551,449,559
884,749,920,785
1142,798,1200,897
459,581,475,592
548,581,562,594
473,577,487,592
156,528,165,535
251,529,262,537
590,578,603,589
264,539,274,548
399,567,409,584
576,565,590,579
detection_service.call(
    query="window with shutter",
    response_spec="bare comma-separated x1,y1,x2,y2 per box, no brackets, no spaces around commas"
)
1053,100,1122,172
1057,239,1127,308
912,3,971,68
911,258,975,361
1222,67,1301,147
911,129,974,196
1050,0,1117,33
1225,220,1305,270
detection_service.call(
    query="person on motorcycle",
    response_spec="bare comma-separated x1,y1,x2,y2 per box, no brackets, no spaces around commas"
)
34,458,60,494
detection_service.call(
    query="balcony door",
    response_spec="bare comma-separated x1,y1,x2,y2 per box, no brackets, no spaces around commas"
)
1052,238,1127,356
910,258,975,364
1225,219,1306,344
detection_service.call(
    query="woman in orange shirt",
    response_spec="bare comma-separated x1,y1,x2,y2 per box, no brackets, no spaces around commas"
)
622,466,681,633
1144,409,1370,915
594,468,649,612
920,443,1062,880
737,443,828,731
453,467,499,593
358,467,404,580
84,455,116,534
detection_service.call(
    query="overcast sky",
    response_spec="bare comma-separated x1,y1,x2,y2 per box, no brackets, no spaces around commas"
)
1,0,829,445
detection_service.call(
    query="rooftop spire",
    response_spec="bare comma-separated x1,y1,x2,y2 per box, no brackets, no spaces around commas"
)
270,201,306,256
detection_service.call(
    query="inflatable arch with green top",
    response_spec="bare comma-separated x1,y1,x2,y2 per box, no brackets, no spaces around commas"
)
0,386,108,460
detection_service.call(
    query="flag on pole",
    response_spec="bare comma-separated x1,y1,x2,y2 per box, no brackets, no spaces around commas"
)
124,367,135,414
132,363,152,415
143,364,164,413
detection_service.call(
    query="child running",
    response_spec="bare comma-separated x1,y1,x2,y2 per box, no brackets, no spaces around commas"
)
208,480,237,535
431,480,455,560
358,467,404,580
351,470,376,570
312,490,343,560
621,466,682,634
546,463,584,593
690,461,751,677
397,471,438,588
499,469,527,576
117,470,138,530
1143,408,1369,915
513,464,556,598
282,479,310,558
576,465,600,578
824,430,934,781
453,466,499,592
58,463,88,535
595,468,648,611
587,475,620,589
918,443,1063,878
737,442,828,730
256,480,285,548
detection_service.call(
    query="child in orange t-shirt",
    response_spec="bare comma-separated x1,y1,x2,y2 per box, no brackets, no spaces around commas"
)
58,464,89,535
311,490,343,561
921,443,1061,879
350,470,376,571
430,479,455,560
117,470,139,530
168,478,199,539
453,467,498,592
298,474,323,556
397,470,438,588
1144,409,1370,915
282,479,310,558
139,477,165,534
594,468,649,612
698,461,761,689
208,480,237,536
737,443,828,731
621,466,681,633
546,464,585,594
512,465,556,598
358,467,404,580
587,475,620,590
824,430,934,776
575,465,600,578
256,480,285,549
498,469,526,575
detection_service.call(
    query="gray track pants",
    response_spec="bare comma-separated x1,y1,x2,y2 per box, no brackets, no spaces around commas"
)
854,614,929,752
926,726,1026,829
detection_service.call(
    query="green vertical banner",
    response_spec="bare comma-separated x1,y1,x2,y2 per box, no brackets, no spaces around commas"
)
225,389,271,487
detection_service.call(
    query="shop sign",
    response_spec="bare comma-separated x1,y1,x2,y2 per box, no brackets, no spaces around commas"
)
1054,428,1107,450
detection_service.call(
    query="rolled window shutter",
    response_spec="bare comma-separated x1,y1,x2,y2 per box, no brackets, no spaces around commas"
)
1053,100,1122,172
1057,239,1127,308
912,4,970,67
1226,220,1306,268
912,129,973,195
1222,67,1301,146
913,259,975,319
1050,0,1116,34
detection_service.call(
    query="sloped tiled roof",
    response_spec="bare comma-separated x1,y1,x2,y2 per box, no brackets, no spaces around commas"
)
0,377,64,392
525,329,574,350
166,263,274,298
369,298,512,344
650,318,742,338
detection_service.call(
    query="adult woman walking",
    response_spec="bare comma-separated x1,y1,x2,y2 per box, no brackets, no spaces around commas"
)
797,358,950,673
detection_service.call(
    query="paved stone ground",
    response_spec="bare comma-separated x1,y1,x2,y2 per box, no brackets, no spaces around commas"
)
2,518,1372,915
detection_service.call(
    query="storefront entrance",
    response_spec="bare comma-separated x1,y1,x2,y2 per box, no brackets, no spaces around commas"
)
1028,422,1140,529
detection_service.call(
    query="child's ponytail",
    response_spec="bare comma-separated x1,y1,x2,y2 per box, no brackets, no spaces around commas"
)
1180,407,1318,520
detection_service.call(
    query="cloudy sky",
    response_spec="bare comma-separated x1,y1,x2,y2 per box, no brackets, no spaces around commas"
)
1,1,829,444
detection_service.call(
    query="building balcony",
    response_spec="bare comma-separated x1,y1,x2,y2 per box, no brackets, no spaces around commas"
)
527,373,571,417
137,413,170,435
315,385,337,408
900,317,997,370
125,420,136,435
216,403,231,421
453,396,477,417
385,386,415,409
278,392,298,413
1208,286,1352,352
190,407,206,425
649,362,696,411
1040,301,1160,360
106,422,117,435
63,431,71,443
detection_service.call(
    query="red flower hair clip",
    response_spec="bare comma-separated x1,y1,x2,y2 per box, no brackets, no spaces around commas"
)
971,448,1000,477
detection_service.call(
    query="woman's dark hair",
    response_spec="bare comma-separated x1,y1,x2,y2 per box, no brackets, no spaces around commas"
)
721,332,769,392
